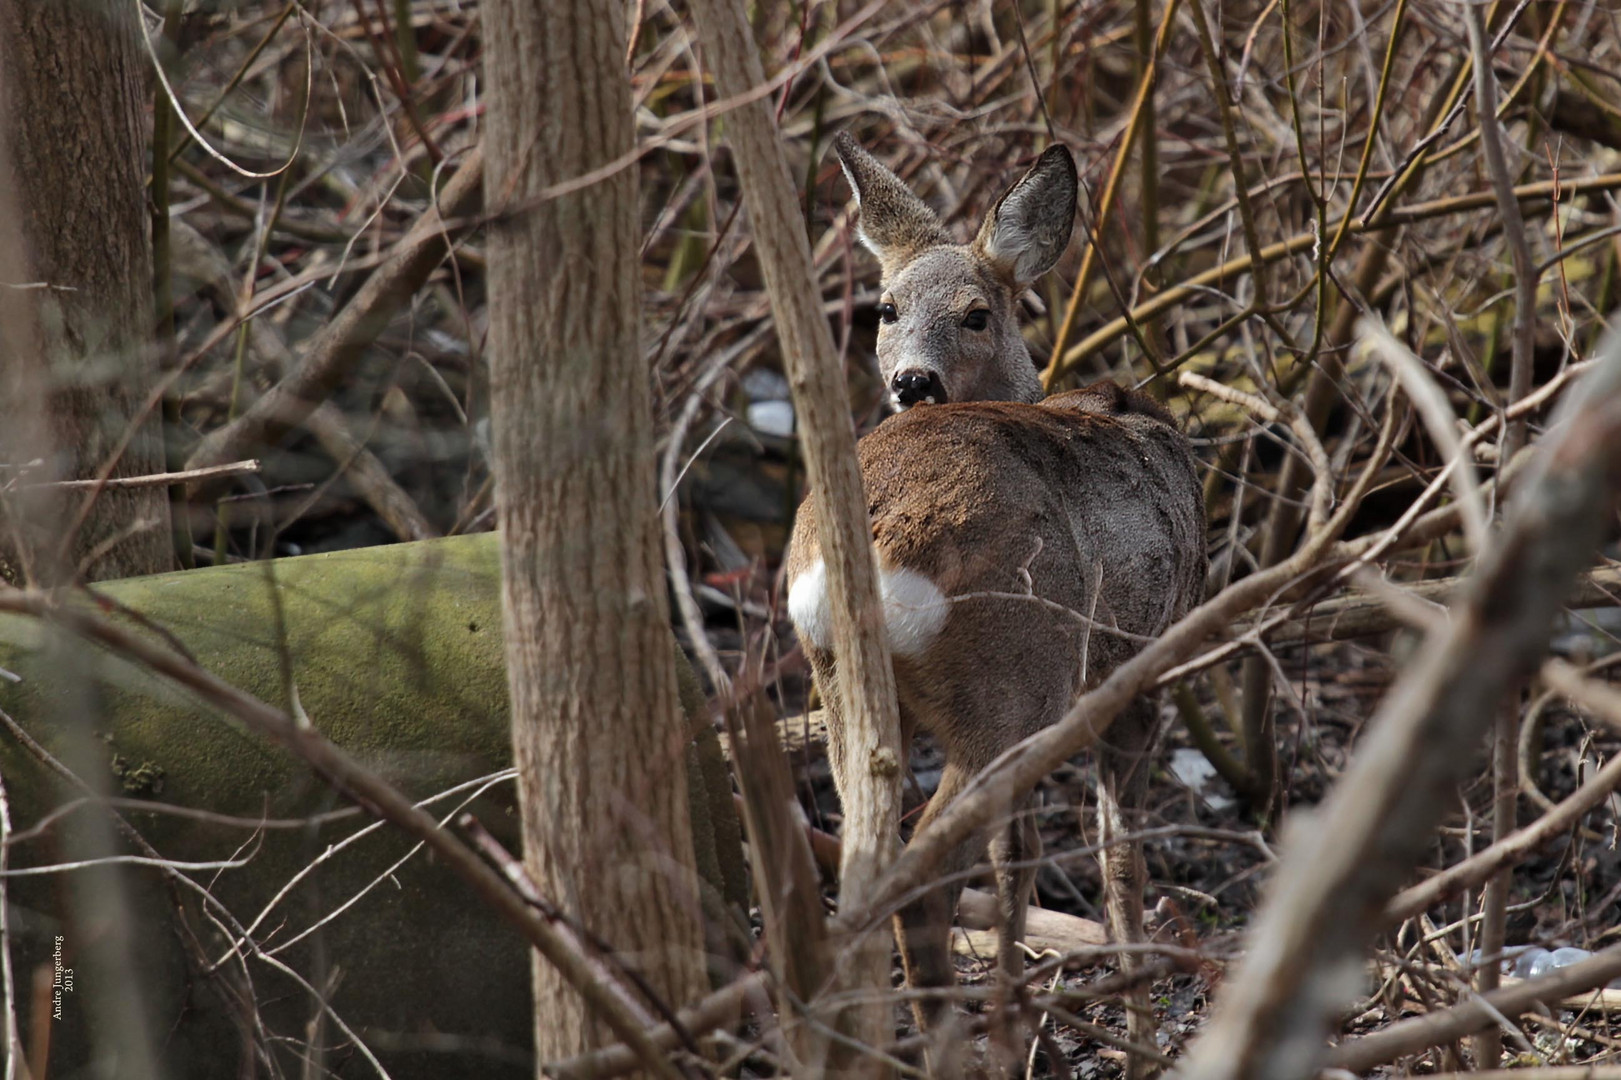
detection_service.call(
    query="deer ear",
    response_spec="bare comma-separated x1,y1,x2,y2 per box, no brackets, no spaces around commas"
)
833,132,948,277
972,145,1077,286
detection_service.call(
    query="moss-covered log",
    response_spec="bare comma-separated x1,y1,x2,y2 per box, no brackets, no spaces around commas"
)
0,533,745,1079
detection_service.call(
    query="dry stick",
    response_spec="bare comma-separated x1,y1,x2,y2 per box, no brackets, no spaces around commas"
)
1177,373,1332,533
0,591,687,1080
1041,0,1181,390
0,766,22,1080
303,402,439,542
1186,0,1273,315
1465,4,1540,1062
182,145,484,477
686,0,904,1056
1467,4,1539,466
1258,564,1621,650
1169,323,1621,1080
1361,322,1488,551
1132,0,1161,271
1543,656,1621,735
1324,946,1621,1075
15,460,260,492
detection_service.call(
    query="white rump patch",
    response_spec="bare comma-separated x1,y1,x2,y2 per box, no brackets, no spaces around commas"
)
788,560,833,651
788,561,949,658
879,565,949,656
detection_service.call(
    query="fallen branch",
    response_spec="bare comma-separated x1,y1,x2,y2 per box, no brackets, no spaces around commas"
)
1260,564,1621,649
11,460,259,492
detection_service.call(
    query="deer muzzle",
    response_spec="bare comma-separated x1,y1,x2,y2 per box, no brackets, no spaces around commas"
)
892,368,948,408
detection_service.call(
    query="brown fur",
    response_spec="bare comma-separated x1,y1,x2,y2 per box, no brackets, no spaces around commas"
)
792,137,1207,1072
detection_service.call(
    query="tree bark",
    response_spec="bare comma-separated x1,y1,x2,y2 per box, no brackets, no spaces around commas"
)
0,0,171,583
481,0,708,1067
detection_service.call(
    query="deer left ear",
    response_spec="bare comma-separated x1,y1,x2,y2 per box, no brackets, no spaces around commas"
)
972,145,1078,286
833,132,950,277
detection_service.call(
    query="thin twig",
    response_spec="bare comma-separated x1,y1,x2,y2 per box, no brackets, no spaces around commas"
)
14,460,260,492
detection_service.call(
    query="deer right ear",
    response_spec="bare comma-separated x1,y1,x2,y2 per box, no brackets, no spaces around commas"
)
972,144,1078,287
833,132,948,277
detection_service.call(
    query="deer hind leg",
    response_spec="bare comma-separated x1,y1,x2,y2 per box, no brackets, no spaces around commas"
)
1097,698,1160,1079
989,791,1041,982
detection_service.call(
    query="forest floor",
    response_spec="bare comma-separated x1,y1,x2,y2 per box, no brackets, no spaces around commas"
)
744,624,1621,1075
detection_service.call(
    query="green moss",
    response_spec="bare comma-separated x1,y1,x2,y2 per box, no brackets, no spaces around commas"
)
0,534,510,815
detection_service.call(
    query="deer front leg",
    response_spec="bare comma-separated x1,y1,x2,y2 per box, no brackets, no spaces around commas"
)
1097,699,1159,1080
894,757,984,1034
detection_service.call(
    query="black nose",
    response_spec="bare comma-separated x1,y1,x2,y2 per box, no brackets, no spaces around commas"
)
892,369,947,407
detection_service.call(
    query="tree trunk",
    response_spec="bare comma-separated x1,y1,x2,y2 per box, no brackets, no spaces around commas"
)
481,0,708,1067
0,7,168,1073
0,0,171,583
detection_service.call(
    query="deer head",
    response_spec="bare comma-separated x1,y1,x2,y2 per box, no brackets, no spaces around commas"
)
833,132,1078,408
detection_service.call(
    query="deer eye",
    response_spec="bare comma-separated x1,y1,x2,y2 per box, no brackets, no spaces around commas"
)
962,309,989,331
876,302,898,324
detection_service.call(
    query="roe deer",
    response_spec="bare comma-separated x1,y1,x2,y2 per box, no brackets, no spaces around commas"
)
786,135,1206,1067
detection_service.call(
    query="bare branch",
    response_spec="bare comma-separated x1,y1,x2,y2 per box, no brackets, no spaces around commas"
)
685,0,904,1049
1172,324,1621,1079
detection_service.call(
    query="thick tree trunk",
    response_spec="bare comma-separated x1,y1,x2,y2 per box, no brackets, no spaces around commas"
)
481,0,708,1066
0,6,169,1074
0,0,171,583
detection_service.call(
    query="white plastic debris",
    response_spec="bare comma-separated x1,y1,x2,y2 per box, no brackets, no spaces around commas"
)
1464,945,1620,989
1168,747,1235,811
747,400,795,438
1511,947,1550,978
